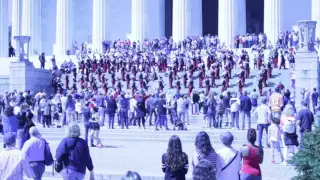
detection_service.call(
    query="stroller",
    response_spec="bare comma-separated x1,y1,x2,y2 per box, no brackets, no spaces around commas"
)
170,109,186,131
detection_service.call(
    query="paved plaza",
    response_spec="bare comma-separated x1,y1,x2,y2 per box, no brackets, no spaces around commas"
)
0,117,297,180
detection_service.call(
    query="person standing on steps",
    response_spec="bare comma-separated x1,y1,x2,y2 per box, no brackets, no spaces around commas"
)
240,91,252,130
106,94,117,129
119,92,130,129
155,93,170,131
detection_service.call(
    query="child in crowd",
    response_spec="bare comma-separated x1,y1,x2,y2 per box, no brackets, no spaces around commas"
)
268,118,284,164
75,100,82,123
89,107,103,148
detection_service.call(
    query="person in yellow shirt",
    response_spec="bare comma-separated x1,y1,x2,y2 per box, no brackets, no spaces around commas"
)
269,88,283,123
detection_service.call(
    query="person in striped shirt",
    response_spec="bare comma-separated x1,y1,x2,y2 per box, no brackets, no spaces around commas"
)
269,88,283,120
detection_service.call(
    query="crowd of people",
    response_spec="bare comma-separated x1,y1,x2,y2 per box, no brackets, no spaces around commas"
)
0,30,318,180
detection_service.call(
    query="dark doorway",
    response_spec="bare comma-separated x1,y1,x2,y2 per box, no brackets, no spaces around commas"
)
202,0,218,35
246,0,264,34
165,0,173,38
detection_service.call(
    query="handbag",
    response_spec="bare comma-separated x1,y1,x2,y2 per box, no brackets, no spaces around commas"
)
43,139,54,166
221,151,238,171
55,138,79,173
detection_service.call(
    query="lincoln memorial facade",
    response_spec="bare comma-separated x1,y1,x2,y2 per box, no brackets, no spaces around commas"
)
0,0,319,57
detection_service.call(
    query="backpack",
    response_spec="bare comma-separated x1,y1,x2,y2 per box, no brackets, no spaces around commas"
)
283,117,296,133
137,99,145,109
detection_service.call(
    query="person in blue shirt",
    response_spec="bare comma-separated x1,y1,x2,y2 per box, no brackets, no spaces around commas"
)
119,92,130,129
240,91,252,130
106,94,117,129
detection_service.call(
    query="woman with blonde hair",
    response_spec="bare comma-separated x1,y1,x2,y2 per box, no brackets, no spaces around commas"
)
280,104,298,165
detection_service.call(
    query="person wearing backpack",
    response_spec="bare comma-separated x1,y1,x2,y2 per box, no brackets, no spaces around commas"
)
280,104,298,165
22,127,53,180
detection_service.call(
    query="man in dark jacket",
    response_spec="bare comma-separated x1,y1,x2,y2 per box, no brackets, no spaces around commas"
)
240,91,252,130
297,101,314,144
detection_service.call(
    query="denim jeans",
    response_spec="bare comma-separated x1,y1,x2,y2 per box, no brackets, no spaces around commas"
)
257,124,269,147
156,115,168,129
30,161,45,180
61,168,85,180
148,108,157,125
178,111,185,122
240,171,262,180
98,107,105,126
107,113,115,128
192,103,199,114
231,111,239,128
240,111,251,130
16,129,26,150
66,110,76,125
84,122,93,145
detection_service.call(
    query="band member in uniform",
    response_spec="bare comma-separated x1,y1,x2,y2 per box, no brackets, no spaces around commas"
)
258,76,264,96
176,80,181,92
240,68,246,86
139,73,144,88
65,75,69,90
131,79,137,96
238,78,243,94
198,70,204,88
221,78,227,93
158,77,164,92
188,79,194,96
210,66,216,87
111,72,116,87
121,66,125,81
267,60,273,79
262,68,268,87
183,72,188,88
204,76,210,96
126,73,131,89
169,70,173,89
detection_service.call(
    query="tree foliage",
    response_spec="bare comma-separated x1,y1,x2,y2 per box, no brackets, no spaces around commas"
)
289,128,320,180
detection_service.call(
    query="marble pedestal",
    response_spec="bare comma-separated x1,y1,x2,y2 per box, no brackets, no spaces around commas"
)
9,61,53,93
295,50,320,109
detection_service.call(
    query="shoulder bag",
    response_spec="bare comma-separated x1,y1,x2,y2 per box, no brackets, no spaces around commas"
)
43,139,54,166
221,151,238,171
55,138,79,173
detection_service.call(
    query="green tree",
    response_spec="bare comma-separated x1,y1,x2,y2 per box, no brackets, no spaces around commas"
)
289,128,320,180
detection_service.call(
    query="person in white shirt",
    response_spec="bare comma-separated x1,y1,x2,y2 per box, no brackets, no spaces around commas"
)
176,96,188,124
0,132,35,180
216,132,241,180
253,98,271,148
75,100,82,122
129,96,137,125
61,94,68,126
22,127,49,180
229,93,240,130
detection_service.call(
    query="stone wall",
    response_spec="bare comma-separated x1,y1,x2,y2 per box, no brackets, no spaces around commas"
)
9,61,53,93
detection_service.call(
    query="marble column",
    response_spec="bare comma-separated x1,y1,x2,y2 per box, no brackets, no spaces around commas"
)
264,0,284,45
172,0,202,42
218,0,246,47
144,0,165,39
21,0,42,55
0,0,9,57
11,0,22,50
55,0,74,56
92,0,108,52
312,0,320,39
130,0,144,43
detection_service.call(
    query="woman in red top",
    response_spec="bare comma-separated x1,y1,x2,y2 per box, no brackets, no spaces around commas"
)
240,128,264,180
